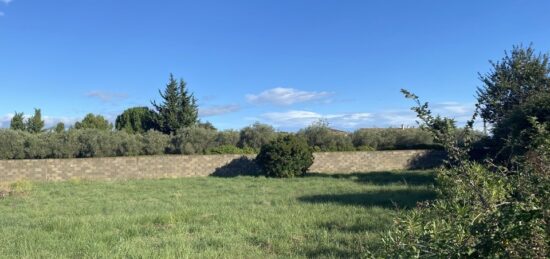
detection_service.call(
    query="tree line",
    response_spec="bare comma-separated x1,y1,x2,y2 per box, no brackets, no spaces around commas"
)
2,73,446,160
10,74,199,134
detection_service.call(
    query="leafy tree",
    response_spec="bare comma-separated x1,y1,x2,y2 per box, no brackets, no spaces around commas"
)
238,122,277,150
477,45,550,125
10,112,26,131
115,107,158,134
54,122,65,133
152,74,198,134
25,108,45,133
74,113,112,130
171,126,217,155
297,120,354,151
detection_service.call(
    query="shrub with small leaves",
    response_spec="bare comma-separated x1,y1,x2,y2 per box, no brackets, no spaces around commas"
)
256,135,314,178
142,130,170,155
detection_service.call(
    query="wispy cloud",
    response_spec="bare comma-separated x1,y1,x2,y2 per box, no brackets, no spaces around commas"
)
254,101,479,131
0,12,4,16
246,87,332,106
0,0,12,4
199,104,240,117
85,91,129,103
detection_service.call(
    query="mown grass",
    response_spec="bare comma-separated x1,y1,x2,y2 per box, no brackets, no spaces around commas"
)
0,170,435,258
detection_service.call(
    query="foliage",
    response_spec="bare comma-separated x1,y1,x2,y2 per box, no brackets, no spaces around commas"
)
74,113,113,130
0,129,26,159
141,130,170,155
298,120,354,151
238,122,277,150
54,122,65,133
380,85,549,258
401,89,476,165
351,128,436,150
477,45,550,125
172,126,217,155
491,93,550,162
256,135,314,177
10,112,26,131
152,74,198,134
25,108,45,133
205,145,256,155
214,130,240,147
115,107,158,134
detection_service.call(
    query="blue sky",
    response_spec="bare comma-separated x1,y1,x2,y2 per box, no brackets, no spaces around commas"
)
1,0,549,131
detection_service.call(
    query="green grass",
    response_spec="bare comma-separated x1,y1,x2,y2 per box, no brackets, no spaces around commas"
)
0,170,435,258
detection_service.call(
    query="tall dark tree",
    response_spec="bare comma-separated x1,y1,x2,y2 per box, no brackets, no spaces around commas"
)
10,112,26,131
26,108,45,133
115,107,158,134
477,45,550,125
74,113,112,130
152,74,198,134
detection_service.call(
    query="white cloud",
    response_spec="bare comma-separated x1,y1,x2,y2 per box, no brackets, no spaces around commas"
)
0,12,4,16
85,91,129,103
1,0,12,4
199,104,240,117
434,102,474,115
260,110,373,129
255,101,481,131
246,87,331,106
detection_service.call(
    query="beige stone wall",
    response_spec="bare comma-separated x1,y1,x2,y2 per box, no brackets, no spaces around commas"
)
0,150,444,183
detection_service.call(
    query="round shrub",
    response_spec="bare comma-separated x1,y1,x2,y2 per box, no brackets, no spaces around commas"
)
298,123,354,151
238,122,277,150
173,126,217,155
142,130,170,155
256,135,314,178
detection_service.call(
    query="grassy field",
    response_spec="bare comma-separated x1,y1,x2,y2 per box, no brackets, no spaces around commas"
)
0,171,435,258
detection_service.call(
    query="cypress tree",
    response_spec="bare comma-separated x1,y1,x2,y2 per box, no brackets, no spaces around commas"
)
152,74,199,134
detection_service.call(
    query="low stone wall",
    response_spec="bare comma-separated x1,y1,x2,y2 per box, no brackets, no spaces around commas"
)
0,150,444,183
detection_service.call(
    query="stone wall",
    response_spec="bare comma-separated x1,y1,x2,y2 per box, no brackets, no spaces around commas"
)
0,150,444,183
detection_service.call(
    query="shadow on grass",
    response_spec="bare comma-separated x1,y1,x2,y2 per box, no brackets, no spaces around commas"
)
307,171,436,186
210,156,261,177
298,189,435,209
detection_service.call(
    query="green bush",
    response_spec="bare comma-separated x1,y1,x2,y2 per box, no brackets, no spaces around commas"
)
111,131,143,156
173,126,217,155
238,122,277,150
23,133,49,159
491,93,550,161
379,84,550,258
298,122,354,152
0,130,27,159
256,135,314,178
351,128,435,150
73,129,116,158
142,130,170,155
41,132,77,158
214,130,240,147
